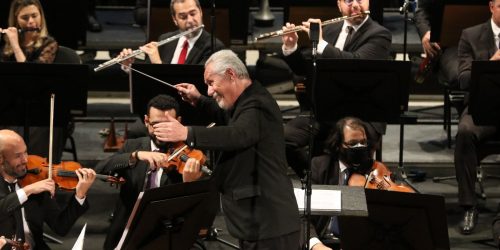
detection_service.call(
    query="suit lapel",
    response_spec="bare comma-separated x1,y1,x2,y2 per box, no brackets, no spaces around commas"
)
344,18,372,51
185,31,208,64
481,21,497,58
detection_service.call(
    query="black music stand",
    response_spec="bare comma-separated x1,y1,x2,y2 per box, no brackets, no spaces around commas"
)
116,179,218,250
469,61,500,126
0,62,88,144
339,189,450,250
130,64,209,126
311,59,413,187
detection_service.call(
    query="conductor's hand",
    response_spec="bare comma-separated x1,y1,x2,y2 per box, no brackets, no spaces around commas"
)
119,48,135,69
312,243,332,250
153,112,188,142
140,41,161,64
176,83,201,106
23,179,56,198
75,168,96,199
135,151,168,171
282,22,299,50
421,31,440,58
182,158,202,182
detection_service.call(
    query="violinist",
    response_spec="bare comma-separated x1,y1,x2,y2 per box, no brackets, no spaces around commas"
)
0,129,96,250
95,94,205,250
308,117,388,250
0,0,57,63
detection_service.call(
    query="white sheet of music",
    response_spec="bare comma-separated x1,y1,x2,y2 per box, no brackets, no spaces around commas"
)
294,188,341,212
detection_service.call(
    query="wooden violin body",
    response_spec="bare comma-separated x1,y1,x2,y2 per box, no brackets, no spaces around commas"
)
19,155,124,190
348,161,415,193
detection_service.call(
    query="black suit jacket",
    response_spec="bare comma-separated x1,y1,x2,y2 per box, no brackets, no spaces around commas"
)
283,17,392,76
0,179,89,250
458,20,498,91
185,82,300,241
413,0,432,38
95,137,182,250
157,29,225,65
309,155,341,239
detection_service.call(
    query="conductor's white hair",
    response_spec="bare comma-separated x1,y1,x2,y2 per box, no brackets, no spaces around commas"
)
205,50,249,79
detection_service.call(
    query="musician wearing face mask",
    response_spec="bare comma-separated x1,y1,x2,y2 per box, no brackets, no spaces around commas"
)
279,0,391,179
119,0,224,69
94,94,205,250
307,117,374,250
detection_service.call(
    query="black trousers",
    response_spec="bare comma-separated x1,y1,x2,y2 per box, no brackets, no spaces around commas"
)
454,107,498,207
238,230,300,250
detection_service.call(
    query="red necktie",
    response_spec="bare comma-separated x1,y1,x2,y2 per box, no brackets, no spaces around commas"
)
177,40,189,64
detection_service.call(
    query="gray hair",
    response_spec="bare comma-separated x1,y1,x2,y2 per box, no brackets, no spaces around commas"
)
170,0,202,17
205,50,249,79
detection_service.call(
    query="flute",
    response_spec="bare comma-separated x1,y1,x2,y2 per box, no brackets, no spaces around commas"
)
0,27,40,34
94,25,204,72
254,11,370,41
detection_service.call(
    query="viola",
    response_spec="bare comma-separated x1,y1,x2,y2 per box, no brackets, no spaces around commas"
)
348,161,415,193
19,155,125,190
163,142,212,175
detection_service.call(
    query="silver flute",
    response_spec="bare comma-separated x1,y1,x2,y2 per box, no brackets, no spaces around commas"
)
254,11,370,41
94,25,204,72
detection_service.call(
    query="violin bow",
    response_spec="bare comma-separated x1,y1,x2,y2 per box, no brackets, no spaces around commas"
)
48,94,55,180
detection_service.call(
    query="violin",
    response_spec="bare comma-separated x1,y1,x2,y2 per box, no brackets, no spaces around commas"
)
3,236,30,250
163,142,212,175
19,155,125,190
348,161,415,193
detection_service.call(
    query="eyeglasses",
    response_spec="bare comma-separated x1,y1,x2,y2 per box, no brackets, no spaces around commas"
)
343,139,368,148
344,0,363,6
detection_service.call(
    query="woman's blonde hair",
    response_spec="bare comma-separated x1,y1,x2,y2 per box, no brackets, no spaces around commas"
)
3,0,49,56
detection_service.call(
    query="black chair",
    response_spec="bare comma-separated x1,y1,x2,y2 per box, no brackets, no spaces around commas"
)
54,46,81,161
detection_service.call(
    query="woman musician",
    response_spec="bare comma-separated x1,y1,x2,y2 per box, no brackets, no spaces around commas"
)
1,0,57,63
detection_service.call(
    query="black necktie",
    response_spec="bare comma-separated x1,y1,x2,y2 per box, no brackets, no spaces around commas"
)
344,26,354,48
342,168,351,185
7,183,25,242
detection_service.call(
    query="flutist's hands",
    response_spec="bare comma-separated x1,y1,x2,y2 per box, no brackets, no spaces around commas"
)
119,48,135,69
490,49,500,61
282,22,299,50
140,41,161,64
304,19,323,43
176,83,201,106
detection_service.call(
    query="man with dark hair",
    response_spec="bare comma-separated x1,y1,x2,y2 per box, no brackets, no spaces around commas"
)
279,0,391,178
95,94,205,250
307,116,373,250
120,0,225,67
455,0,500,236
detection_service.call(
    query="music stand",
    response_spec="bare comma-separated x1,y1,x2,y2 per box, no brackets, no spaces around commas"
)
469,61,500,126
339,189,450,250
0,62,88,143
116,179,218,250
130,64,209,126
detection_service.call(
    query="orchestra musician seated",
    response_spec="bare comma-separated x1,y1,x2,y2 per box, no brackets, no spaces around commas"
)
307,117,413,250
95,94,208,250
0,129,96,250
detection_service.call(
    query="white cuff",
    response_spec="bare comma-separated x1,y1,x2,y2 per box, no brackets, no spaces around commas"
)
317,40,328,55
309,237,322,250
282,43,298,56
74,195,86,205
16,189,27,204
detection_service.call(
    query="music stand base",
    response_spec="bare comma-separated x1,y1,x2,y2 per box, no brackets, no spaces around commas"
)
204,227,239,249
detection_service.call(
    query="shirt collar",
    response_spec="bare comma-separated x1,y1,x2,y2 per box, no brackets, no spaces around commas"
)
344,15,369,32
150,140,160,152
339,160,347,173
491,18,500,40
179,29,203,49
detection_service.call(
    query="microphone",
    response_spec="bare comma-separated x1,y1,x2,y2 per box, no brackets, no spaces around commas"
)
399,0,416,15
309,22,320,56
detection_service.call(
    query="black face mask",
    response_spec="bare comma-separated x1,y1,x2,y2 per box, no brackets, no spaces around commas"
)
339,145,373,174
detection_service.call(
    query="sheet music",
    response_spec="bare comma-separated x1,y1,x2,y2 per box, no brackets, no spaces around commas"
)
294,188,341,212
71,223,86,250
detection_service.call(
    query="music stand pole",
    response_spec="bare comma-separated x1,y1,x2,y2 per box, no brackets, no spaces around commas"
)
210,0,215,53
